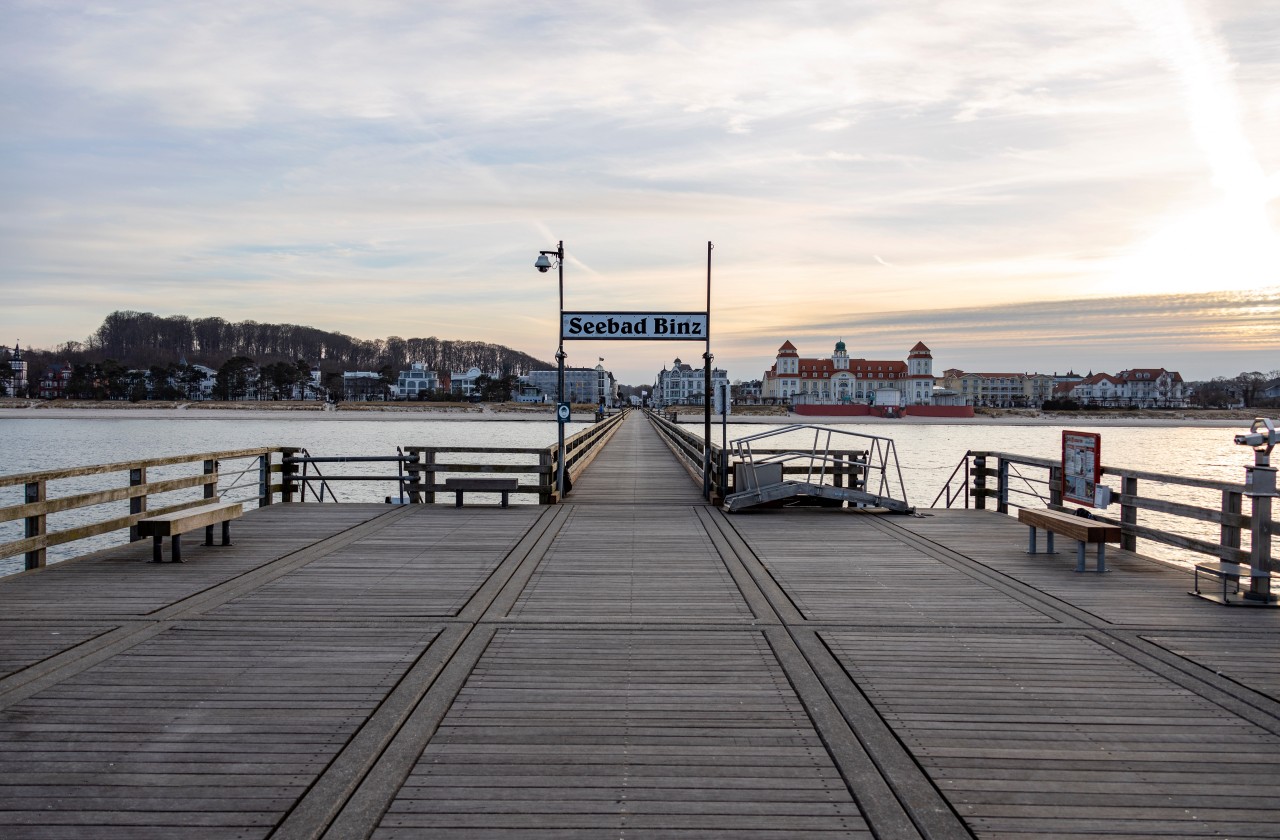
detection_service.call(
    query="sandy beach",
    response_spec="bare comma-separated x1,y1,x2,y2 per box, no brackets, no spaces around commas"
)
0,400,1264,428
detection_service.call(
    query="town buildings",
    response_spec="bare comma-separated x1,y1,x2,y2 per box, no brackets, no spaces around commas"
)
939,367,1187,408
761,340,935,406
653,357,729,407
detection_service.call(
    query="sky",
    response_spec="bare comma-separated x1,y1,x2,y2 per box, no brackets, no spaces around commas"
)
2,0,1278,387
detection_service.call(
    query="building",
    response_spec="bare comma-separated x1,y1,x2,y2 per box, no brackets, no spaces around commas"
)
343,371,388,401
733,379,764,405
38,362,74,399
940,370,1055,408
762,340,934,406
396,363,440,400
448,367,499,399
654,357,728,407
8,342,28,397
524,364,617,406
1054,368,1188,408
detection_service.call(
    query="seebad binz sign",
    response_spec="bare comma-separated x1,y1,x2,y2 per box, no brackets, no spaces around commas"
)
561,311,708,341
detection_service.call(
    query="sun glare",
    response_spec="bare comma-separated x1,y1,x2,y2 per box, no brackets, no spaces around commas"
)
1115,193,1280,296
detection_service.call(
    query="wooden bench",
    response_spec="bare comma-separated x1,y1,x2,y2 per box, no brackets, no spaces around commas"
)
1017,507,1121,573
136,501,243,563
443,478,519,508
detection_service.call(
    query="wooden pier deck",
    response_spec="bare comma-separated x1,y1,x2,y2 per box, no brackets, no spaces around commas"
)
2,412,1279,838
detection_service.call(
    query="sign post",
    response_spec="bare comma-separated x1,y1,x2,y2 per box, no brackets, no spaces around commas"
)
553,243,716,501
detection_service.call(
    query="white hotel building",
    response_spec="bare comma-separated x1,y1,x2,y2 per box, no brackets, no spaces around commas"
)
762,340,936,406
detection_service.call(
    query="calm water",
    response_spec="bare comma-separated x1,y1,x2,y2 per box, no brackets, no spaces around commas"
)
0,415,1255,575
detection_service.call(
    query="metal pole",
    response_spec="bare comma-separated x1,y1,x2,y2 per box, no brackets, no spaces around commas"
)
557,241,566,503
703,241,712,500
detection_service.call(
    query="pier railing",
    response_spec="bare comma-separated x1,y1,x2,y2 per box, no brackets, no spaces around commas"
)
0,448,285,571
645,411,868,501
934,450,1266,566
0,411,629,573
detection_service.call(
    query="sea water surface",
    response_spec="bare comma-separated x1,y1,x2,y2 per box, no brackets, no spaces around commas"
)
0,414,1255,575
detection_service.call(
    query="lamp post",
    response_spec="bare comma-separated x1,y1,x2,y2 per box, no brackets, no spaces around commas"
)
535,241,567,501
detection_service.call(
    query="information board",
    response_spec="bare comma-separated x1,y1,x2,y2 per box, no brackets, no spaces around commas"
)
1062,430,1101,507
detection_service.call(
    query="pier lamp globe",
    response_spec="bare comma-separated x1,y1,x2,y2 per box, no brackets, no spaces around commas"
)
535,241,567,501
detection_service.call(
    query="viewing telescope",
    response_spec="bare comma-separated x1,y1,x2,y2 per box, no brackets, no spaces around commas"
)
1236,418,1280,451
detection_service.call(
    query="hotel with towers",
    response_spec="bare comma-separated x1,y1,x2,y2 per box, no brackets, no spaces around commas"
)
762,339,936,406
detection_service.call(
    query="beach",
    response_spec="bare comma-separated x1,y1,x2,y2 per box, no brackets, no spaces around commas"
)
0,400,1261,428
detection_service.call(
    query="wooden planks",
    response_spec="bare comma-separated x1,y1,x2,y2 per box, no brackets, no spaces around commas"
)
507,505,754,621
373,628,871,838
0,622,442,838
822,629,1280,838
210,506,542,620
729,510,1059,626
3,413,1280,839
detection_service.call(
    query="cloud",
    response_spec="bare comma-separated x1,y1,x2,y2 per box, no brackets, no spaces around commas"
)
1,1,1277,388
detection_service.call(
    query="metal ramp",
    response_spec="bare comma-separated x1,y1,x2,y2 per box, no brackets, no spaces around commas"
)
723,424,914,514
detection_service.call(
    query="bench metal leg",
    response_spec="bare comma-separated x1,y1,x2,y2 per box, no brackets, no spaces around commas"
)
1046,531,1055,555
1097,543,1106,574
222,520,232,546
454,491,464,508
1076,541,1086,573
171,534,183,563
205,524,215,546
1027,525,1037,554
500,491,509,509
152,536,164,563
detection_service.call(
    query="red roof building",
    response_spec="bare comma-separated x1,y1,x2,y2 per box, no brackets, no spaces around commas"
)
762,340,935,405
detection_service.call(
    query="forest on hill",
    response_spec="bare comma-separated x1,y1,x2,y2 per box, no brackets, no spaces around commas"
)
19,311,553,376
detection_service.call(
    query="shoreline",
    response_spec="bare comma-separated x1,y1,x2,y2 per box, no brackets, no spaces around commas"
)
0,402,1263,428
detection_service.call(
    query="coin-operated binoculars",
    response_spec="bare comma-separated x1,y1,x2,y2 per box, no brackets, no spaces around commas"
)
1235,418,1280,603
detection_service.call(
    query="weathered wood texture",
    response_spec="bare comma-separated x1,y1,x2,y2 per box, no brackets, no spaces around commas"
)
0,412,1277,839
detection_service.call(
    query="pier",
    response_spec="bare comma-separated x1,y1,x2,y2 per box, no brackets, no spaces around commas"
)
2,411,1279,838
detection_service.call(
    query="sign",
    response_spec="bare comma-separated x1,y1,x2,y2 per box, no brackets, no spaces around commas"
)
561,311,707,341
1062,430,1101,507
556,402,571,423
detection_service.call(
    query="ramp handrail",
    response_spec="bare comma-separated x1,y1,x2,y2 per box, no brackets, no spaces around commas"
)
730,424,910,507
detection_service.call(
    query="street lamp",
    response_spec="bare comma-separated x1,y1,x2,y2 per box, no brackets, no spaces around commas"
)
535,241,567,501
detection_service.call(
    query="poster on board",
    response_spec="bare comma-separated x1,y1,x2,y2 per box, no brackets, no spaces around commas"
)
1062,431,1101,507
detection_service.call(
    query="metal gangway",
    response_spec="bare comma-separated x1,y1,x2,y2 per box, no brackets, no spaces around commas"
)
722,424,914,514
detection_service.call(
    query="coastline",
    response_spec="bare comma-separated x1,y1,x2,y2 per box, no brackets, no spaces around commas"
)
0,401,1263,428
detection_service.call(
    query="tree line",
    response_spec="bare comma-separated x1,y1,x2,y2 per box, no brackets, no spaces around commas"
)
1,310,554,397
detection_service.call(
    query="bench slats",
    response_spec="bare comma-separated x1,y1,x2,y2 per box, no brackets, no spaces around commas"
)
136,501,243,538
1017,508,1120,544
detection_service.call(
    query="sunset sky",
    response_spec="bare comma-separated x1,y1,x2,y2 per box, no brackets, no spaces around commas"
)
2,0,1277,385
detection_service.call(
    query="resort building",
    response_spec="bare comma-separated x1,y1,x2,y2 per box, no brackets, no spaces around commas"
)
653,358,729,407
762,340,935,406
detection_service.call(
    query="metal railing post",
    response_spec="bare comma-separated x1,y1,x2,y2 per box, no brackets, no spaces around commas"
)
24,480,45,570
204,459,217,501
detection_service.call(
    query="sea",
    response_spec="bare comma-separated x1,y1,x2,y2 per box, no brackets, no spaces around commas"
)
0,414,1255,576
